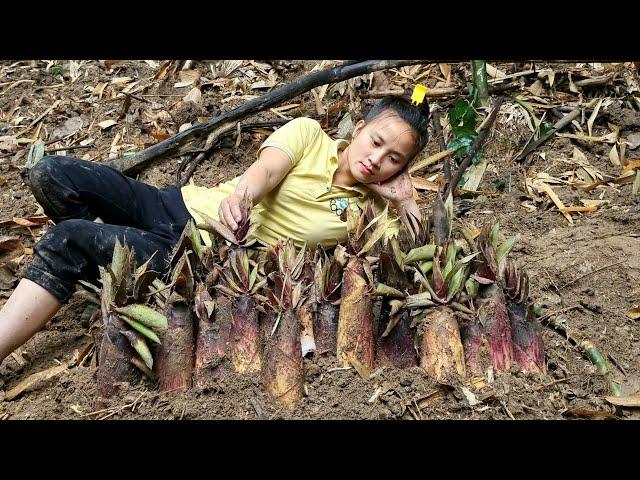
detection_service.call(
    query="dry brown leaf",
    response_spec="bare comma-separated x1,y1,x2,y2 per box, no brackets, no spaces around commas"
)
411,176,439,192
546,70,556,87
271,103,301,113
4,364,68,401
249,60,273,74
98,120,117,130
0,236,23,252
627,307,640,320
607,123,621,142
587,98,603,138
622,160,640,173
104,60,123,69
580,199,609,207
563,408,615,419
110,76,134,86
250,80,277,90
92,82,108,99
409,150,455,174
218,60,243,78
534,181,573,224
609,144,621,167
149,130,170,142
532,172,567,185
0,215,49,228
438,64,451,83
122,81,141,94
174,69,200,88
183,87,202,104
557,129,619,144
572,147,588,164
108,132,122,159
142,108,171,123
583,170,637,192
154,61,173,80
0,177,6,187
568,72,579,93
620,141,628,166
310,89,325,115
51,116,83,140
415,389,446,409
604,393,640,407
486,64,506,78
528,79,544,96
559,205,597,213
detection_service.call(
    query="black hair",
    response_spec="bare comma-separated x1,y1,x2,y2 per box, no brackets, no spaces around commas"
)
363,94,430,158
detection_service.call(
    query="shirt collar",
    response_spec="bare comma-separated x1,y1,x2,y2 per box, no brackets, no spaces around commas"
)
314,138,370,198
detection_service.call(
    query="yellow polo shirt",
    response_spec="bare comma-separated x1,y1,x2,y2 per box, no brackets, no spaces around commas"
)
180,117,398,248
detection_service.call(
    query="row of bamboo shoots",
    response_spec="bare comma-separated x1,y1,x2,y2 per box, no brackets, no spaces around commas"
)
92,192,545,411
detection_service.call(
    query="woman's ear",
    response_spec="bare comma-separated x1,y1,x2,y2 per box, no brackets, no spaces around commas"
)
352,120,366,139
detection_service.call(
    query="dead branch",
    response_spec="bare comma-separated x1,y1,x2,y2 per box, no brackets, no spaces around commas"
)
361,87,459,98
176,120,290,185
574,75,613,88
362,82,519,101
107,60,431,175
514,108,580,163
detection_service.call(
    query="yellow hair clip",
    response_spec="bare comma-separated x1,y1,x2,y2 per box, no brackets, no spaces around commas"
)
411,84,428,106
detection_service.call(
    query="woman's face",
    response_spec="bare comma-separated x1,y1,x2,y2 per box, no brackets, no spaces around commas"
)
346,112,418,184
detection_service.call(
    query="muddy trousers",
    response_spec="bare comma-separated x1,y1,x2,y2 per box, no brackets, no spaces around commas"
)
22,156,193,303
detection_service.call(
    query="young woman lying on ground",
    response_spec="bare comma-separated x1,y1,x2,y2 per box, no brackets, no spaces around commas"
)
0,91,430,371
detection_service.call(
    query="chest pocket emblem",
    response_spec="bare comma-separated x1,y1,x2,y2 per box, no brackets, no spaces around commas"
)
330,198,349,221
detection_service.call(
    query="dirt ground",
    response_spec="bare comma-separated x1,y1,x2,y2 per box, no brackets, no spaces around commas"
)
0,60,639,420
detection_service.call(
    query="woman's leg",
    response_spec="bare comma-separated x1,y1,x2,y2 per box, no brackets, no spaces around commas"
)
28,155,191,238
0,219,177,365
0,279,61,362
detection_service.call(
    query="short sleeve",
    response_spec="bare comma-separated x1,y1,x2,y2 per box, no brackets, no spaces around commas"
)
257,117,322,167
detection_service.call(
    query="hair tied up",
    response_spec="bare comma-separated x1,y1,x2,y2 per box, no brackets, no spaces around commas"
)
404,86,431,118
410,84,428,106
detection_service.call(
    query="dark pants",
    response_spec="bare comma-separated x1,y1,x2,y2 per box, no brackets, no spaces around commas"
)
23,156,193,302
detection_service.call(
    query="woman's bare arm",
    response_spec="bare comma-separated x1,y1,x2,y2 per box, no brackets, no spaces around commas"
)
219,146,293,231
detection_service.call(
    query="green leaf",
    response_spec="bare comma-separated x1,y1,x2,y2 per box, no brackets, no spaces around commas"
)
448,135,483,165
52,66,63,76
449,99,477,137
120,316,161,344
539,121,554,138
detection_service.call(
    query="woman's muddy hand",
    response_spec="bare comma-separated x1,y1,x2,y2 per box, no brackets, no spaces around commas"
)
218,194,243,232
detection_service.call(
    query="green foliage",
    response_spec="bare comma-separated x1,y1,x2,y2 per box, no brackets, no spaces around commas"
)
447,99,483,165
539,121,554,138
449,99,477,138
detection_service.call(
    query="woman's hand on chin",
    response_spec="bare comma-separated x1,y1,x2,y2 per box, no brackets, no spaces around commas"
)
366,169,414,208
